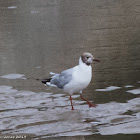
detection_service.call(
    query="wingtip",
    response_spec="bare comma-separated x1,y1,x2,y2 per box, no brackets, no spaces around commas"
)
41,80,47,84
41,78,52,84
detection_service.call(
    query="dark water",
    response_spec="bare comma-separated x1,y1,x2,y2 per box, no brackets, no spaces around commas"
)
0,0,140,139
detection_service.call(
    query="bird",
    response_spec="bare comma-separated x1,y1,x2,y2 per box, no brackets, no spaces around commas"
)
41,52,100,110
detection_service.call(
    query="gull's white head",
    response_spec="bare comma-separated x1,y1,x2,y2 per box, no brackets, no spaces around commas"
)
80,52,100,66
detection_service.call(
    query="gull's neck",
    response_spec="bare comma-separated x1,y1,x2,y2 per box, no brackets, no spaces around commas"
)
79,57,92,70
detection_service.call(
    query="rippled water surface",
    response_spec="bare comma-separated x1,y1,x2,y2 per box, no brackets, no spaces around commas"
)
0,0,140,139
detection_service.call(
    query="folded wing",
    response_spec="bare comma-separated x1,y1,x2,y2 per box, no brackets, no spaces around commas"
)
51,68,73,89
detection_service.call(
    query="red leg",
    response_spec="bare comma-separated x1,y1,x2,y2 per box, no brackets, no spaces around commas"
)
70,95,74,110
80,95,97,108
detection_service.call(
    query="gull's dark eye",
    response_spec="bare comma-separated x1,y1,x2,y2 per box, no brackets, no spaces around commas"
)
86,56,89,59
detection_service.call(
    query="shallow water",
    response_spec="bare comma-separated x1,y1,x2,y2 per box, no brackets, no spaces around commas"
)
0,0,140,139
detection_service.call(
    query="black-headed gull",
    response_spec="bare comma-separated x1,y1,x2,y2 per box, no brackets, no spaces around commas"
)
42,52,100,110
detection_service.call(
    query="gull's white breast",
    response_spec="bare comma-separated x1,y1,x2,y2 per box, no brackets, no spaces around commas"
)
63,65,92,95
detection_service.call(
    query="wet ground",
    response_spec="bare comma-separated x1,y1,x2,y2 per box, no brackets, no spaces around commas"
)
0,0,140,139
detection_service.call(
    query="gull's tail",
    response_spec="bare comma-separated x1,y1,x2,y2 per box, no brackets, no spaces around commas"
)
41,72,58,87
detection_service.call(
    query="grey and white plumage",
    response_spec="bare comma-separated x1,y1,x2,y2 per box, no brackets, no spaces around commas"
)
51,68,73,89
42,52,100,110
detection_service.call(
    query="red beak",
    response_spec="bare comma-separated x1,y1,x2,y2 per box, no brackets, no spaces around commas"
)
93,58,100,62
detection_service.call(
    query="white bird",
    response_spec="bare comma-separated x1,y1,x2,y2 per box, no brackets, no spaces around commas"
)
42,52,100,110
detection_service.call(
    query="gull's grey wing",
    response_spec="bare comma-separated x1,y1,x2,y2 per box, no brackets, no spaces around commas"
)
51,68,73,89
